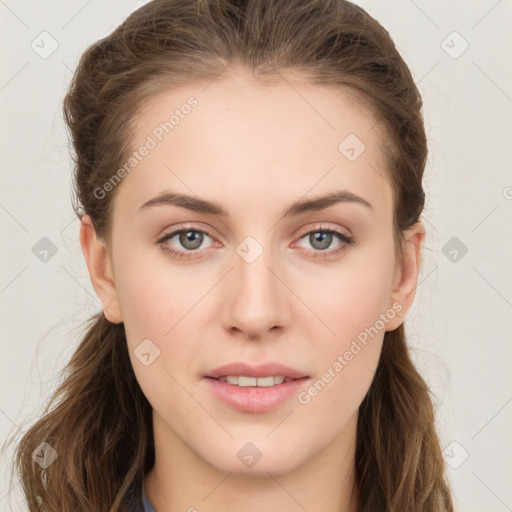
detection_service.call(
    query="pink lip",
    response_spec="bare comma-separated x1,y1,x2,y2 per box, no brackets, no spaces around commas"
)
205,361,308,380
203,376,310,413
203,361,310,413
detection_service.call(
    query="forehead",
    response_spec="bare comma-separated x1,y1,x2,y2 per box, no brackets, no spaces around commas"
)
113,72,393,223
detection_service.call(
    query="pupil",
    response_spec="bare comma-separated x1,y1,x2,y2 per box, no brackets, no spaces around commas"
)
181,230,202,249
311,232,331,250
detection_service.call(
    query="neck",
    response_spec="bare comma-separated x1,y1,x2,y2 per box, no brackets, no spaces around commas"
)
144,412,360,512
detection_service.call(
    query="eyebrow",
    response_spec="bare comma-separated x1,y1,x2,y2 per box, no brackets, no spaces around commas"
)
139,189,373,217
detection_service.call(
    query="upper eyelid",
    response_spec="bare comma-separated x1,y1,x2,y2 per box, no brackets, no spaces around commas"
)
158,224,214,242
159,223,349,238
296,224,351,238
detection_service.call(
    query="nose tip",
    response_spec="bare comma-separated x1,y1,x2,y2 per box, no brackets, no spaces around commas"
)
222,245,289,340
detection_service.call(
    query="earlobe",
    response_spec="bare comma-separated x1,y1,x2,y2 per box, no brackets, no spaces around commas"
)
386,222,425,331
79,214,123,324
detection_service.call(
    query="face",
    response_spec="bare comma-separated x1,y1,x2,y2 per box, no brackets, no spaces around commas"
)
81,68,424,477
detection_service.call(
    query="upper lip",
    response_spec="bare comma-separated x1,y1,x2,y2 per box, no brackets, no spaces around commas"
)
205,362,308,380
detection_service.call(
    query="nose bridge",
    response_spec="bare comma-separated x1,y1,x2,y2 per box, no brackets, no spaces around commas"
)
223,234,289,337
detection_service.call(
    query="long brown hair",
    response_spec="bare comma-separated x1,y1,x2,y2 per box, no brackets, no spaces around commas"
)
6,1,454,510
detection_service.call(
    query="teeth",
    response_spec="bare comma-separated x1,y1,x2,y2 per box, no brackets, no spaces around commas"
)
217,375,287,386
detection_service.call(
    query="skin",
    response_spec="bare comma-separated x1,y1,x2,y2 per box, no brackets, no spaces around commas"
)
80,67,424,512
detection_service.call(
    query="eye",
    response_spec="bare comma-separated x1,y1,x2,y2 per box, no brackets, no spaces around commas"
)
157,225,215,260
295,224,355,259
157,223,356,261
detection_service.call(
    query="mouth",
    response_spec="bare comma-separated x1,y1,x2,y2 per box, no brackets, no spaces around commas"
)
205,375,305,386
202,361,310,413
204,361,309,383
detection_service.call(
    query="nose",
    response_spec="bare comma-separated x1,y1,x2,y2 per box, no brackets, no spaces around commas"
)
221,241,291,341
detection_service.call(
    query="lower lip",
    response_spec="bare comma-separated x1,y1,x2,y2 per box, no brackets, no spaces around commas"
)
203,377,310,413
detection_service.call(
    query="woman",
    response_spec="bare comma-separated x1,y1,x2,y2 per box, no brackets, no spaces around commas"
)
12,0,454,510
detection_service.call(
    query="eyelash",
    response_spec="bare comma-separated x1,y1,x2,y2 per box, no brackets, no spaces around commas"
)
156,223,356,260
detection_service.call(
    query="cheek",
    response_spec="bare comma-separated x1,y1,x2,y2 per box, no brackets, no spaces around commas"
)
113,248,202,338
295,246,394,402
301,254,395,343
297,282,386,425
114,253,211,388
305,342,381,433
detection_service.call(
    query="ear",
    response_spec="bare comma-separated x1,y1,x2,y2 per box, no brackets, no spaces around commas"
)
79,214,123,324
385,222,425,331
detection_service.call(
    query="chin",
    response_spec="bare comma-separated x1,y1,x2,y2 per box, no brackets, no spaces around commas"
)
200,438,309,477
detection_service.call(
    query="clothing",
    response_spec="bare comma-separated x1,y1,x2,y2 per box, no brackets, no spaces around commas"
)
141,484,157,512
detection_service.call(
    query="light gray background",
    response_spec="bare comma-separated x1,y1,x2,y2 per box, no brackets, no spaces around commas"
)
1,1,511,510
